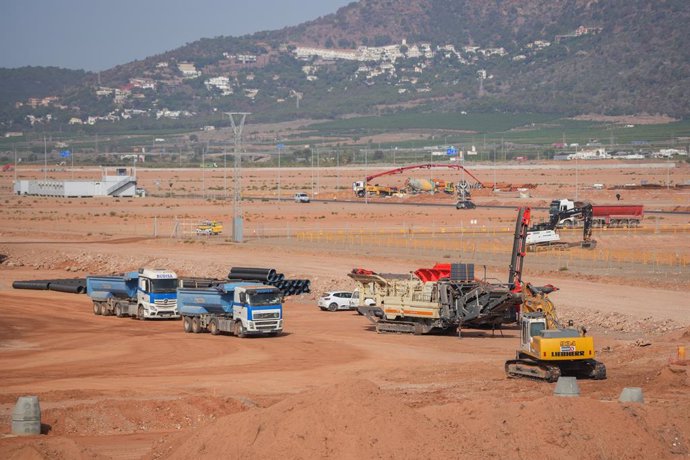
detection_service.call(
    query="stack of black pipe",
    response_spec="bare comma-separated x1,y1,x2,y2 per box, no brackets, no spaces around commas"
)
271,279,311,296
12,278,86,294
227,267,310,296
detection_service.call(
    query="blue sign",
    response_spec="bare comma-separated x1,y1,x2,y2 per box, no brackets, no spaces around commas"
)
276,143,285,149
446,147,458,156
60,150,71,158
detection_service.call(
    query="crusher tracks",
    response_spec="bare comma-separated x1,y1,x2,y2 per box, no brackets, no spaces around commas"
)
374,320,434,335
358,307,435,335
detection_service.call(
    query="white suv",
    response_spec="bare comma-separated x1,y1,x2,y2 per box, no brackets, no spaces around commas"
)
318,291,353,311
294,192,310,203
318,290,375,312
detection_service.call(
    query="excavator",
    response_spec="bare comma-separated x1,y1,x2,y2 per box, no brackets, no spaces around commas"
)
504,206,606,382
505,280,606,382
526,200,596,250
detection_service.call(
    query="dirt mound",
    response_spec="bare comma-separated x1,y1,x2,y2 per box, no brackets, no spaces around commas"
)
152,380,687,460
42,396,246,436
681,327,690,340
155,379,451,459
419,395,687,458
646,364,689,391
0,437,108,460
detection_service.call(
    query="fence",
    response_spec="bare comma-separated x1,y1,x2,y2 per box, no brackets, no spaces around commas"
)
280,224,690,273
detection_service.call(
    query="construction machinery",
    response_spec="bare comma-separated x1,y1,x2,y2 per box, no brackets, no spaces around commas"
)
196,220,223,235
551,199,644,228
505,309,606,382
352,163,484,197
526,200,596,250
505,280,606,382
520,283,560,328
348,207,532,335
352,181,399,197
455,179,475,209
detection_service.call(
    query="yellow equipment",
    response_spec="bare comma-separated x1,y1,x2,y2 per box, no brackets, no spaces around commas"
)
505,310,606,382
196,220,223,235
521,283,560,329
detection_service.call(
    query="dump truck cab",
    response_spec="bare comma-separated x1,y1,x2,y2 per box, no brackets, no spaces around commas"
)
137,268,179,318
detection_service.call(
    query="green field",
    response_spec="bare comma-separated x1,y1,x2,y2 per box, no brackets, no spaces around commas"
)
2,111,688,166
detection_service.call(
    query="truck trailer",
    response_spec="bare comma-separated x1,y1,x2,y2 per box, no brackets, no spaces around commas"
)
86,268,179,319
178,282,283,337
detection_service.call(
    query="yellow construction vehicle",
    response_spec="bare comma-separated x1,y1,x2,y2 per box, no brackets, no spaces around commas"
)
196,220,223,235
505,285,606,382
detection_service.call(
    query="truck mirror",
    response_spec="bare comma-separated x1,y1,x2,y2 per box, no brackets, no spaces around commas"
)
239,293,246,303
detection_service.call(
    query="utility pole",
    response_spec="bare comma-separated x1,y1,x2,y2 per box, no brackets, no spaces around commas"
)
202,143,206,199
365,147,368,205
575,157,579,200
277,142,284,200
226,112,250,243
43,135,47,182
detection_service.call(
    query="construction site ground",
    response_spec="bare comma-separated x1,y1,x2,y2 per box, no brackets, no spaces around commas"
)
0,161,689,459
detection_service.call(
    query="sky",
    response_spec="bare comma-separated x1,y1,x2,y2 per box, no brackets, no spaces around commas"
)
0,0,353,72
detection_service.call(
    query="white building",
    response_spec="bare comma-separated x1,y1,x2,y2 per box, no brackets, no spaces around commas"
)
178,62,200,78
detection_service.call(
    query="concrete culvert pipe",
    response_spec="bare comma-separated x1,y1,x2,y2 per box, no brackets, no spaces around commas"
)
12,396,41,435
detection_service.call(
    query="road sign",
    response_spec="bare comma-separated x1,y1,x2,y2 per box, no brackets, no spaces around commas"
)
447,146,458,156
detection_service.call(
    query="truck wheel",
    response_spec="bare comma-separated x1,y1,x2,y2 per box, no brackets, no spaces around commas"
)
192,317,202,334
183,317,193,333
233,321,246,338
93,302,102,316
328,302,338,312
138,306,146,321
209,319,220,335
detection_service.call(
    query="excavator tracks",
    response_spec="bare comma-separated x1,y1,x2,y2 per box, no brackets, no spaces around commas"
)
505,359,607,382
505,359,562,383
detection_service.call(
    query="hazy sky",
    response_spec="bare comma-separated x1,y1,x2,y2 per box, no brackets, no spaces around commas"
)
1,0,353,71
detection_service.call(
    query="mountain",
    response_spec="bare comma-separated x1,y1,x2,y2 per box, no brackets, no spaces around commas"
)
1,0,689,132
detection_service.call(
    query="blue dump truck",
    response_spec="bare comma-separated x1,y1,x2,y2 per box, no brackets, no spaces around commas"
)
86,268,179,319
178,282,283,337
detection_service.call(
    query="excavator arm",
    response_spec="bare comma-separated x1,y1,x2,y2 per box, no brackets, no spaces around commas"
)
532,201,596,248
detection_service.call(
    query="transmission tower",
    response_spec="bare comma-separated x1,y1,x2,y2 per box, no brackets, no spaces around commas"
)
226,112,250,242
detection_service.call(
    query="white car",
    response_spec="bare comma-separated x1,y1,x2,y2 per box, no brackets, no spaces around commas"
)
294,192,310,203
318,290,375,312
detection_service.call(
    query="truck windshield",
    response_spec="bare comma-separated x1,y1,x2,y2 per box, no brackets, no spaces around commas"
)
150,279,178,293
247,290,282,306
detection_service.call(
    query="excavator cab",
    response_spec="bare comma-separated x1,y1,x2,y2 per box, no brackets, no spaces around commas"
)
520,313,547,354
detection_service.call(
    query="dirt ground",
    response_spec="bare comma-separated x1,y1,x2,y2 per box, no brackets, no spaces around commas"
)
0,161,689,459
